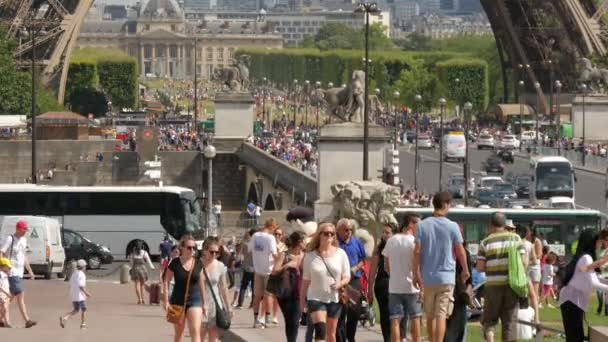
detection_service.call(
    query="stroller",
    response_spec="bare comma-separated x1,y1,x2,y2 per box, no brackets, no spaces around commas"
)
357,264,376,327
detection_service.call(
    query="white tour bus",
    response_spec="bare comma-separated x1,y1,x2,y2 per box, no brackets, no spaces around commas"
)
0,185,202,259
529,156,576,207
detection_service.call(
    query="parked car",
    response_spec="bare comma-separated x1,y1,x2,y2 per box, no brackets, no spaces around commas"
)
521,130,543,143
62,228,114,270
417,134,434,149
500,135,520,149
477,134,495,150
0,216,65,279
482,156,505,175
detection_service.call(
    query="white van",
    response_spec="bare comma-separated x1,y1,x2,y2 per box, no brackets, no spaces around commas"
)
0,216,65,279
443,132,466,162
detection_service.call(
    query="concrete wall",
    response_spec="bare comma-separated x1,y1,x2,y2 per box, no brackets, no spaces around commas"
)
238,142,318,206
0,140,119,183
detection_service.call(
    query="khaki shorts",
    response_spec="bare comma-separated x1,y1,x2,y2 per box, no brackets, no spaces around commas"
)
423,285,455,319
253,273,270,299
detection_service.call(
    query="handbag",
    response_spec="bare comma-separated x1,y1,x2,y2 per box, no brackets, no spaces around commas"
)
203,264,231,330
320,254,363,313
166,259,194,324
266,253,299,300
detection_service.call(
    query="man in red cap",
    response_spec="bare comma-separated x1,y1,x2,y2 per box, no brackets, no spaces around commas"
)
0,220,37,328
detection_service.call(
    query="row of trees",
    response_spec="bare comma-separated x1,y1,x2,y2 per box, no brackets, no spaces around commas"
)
0,26,63,115
66,48,138,117
238,48,489,113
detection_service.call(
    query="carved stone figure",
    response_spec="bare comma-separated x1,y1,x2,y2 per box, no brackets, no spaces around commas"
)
212,54,251,91
324,181,400,238
322,70,366,123
578,57,608,93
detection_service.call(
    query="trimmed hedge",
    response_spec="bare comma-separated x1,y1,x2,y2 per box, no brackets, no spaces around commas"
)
437,59,489,112
237,48,489,110
66,48,138,111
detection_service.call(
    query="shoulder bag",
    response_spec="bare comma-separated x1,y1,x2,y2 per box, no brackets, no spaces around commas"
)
266,252,299,300
319,253,363,312
203,264,231,330
166,259,194,324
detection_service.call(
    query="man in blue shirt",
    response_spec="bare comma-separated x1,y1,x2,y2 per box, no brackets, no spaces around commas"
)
337,218,367,342
413,192,470,342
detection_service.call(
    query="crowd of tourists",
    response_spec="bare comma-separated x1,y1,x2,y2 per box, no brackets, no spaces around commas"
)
253,125,318,177
3,192,608,341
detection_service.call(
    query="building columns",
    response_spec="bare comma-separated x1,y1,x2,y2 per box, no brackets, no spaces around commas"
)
151,44,156,77
140,44,145,77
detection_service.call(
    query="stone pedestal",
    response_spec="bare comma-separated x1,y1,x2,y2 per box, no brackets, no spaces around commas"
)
571,94,608,141
214,92,255,139
314,123,387,220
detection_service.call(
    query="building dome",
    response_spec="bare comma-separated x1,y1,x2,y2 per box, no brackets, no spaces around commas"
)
139,0,183,19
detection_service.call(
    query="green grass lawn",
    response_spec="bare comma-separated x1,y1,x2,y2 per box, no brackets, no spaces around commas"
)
371,296,608,341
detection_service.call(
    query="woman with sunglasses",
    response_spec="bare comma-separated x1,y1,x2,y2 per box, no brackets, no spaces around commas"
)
301,223,350,342
273,231,306,342
200,237,232,342
164,235,206,342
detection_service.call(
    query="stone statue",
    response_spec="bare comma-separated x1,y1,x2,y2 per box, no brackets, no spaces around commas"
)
578,57,608,93
323,70,366,123
212,54,251,91
325,181,400,238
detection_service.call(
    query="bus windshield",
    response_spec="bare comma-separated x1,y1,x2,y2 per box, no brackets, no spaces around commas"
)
536,163,574,199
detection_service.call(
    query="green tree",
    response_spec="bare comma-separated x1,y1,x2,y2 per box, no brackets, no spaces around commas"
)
393,65,441,112
351,24,395,51
396,33,432,51
68,88,108,117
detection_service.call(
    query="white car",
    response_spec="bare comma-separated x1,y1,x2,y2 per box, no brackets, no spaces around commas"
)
478,176,504,191
521,131,543,143
417,135,433,149
477,134,495,150
500,135,520,149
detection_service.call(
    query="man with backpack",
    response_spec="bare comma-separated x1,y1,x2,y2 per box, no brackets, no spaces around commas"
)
476,212,527,342
0,220,37,328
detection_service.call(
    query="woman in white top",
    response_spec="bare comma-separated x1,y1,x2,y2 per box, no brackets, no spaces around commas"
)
559,230,608,341
129,241,155,304
200,237,232,342
300,222,350,342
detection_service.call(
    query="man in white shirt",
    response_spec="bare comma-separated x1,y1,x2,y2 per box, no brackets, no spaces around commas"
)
383,213,422,342
247,218,278,328
0,220,37,328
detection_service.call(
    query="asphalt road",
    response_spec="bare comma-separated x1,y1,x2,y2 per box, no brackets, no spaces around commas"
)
398,143,608,213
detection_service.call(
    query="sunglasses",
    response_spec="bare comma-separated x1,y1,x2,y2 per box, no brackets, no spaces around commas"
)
342,228,353,232
184,245,196,251
321,231,336,237
208,250,220,255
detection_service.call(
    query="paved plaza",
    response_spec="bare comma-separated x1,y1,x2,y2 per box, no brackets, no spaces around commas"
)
1,270,383,342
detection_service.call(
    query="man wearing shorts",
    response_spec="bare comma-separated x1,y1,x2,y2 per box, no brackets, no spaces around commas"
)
0,220,37,328
383,213,422,342
413,192,469,342
248,218,278,328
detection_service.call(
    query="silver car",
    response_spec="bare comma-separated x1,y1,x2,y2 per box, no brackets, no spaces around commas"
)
447,176,466,198
477,134,495,150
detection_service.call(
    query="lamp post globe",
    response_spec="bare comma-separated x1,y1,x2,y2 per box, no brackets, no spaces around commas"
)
204,145,217,159
328,82,334,88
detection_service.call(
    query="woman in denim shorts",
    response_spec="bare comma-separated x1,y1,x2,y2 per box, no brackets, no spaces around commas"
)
300,223,351,342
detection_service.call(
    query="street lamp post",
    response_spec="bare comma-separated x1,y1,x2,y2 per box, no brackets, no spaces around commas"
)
315,81,321,130
293,79,298,126
556,80,562,156
534,81,541,154
194,37,199,136
393,91,400,150
464,101,473,206
305,80,310,127
439,98,446,191
204,144,217,237
581,83,588,166
414,94,422,192
29,28,38,184
518,80,524,152
355,2,380,181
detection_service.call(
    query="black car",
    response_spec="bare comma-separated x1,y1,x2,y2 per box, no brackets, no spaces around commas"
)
513,175,532,199
497,149,514,164
482,157,504,175
62,229,114,269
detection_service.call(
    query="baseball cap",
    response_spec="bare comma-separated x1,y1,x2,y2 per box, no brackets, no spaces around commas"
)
76,259,87,268
16,220,28,231
0,257,13,269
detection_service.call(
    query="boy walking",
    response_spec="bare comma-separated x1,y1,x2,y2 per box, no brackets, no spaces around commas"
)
0,258,13,327
59,259,91,329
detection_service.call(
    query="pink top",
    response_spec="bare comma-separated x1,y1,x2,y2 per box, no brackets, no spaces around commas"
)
559,254,608,311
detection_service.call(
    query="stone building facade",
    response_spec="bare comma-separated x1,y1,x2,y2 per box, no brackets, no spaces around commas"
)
77,0,283,80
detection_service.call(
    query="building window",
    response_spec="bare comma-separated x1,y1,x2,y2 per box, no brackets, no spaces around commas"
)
303,21,310,26
170,45,178,58
144,45,152,58
293,21,301,26
281,21,290,26
227,48,234,61
144,24,150,31
298,28,305,33
288,27,295,32
206,47,213,62
217,47,224,63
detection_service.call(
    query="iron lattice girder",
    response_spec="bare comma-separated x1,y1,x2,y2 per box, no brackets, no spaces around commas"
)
0,0,94,103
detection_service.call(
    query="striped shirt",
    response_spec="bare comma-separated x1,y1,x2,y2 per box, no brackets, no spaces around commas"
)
477,231,524,286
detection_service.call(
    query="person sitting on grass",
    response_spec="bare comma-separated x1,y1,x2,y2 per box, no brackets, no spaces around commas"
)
59,259,92,329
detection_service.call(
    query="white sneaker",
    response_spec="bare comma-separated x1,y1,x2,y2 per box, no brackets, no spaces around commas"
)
271,318,279,325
